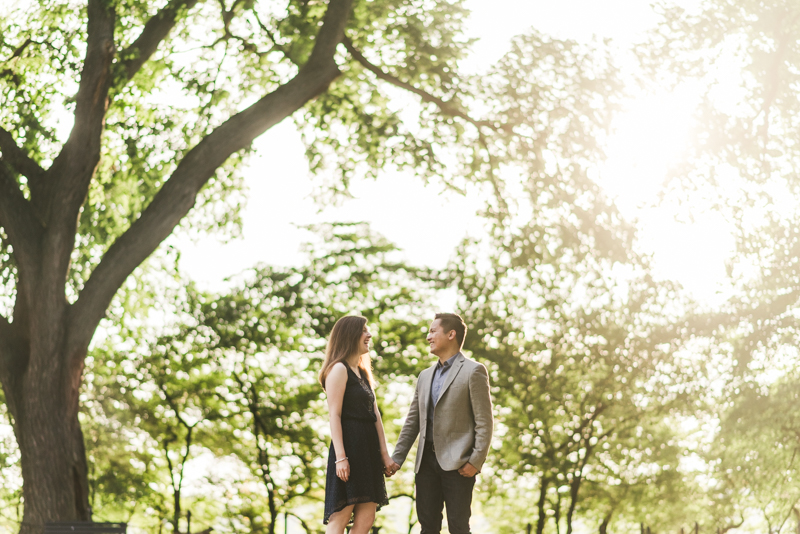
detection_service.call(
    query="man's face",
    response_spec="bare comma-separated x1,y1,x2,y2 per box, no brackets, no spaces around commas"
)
426,319,454,357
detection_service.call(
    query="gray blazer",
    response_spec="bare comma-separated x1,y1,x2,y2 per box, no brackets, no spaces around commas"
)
392,353,493,473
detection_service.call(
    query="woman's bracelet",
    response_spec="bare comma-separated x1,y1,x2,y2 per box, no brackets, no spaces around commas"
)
335,457,348,464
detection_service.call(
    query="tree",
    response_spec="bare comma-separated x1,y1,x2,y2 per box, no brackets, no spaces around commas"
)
641,2,800,530
0,0,353,525
708,380,800,534
646,0,800,355
444,175,699,533
462,257,693,534
0,0,497,526
79,223,433,531
0,0,627,524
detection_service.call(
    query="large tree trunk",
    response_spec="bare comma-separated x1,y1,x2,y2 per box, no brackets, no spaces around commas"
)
0,0,352,528
15,406,90,527
1,294,90,532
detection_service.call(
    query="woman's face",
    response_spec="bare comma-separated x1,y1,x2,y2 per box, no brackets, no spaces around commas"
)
358,325,372,355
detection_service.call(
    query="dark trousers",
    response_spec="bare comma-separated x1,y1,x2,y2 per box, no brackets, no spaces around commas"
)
416,441,476,534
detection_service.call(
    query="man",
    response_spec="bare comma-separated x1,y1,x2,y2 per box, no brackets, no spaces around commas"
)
387,313,493,534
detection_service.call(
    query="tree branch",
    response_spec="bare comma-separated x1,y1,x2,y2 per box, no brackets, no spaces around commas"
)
219,0,248,37
478,130,509,219
0,126,45,183
67,0,353,361
286,512,313,534
117,0,203,84
41,0,115,229
0,162,44,270
1,37,33,63
253,11,300,65
342,36,500,131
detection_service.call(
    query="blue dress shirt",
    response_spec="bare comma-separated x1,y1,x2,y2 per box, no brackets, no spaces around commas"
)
426,352,461,444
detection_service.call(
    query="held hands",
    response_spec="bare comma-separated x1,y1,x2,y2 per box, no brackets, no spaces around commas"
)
458,462,478,477
383,456,401,477
335,457,350,482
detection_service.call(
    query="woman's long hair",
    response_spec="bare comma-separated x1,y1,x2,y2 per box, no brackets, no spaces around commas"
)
319,315,375,390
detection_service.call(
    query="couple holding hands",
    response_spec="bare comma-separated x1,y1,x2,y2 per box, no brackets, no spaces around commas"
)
319,313,494,534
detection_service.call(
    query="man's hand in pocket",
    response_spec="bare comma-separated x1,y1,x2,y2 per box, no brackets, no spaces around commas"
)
458,462,478,477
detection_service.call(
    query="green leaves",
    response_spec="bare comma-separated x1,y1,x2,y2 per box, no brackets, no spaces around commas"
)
4,0,771,529
81,223,433,529
639,2,800,530
446,167,695,532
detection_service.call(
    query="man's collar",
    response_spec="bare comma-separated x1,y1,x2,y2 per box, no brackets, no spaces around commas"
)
437,351,461,369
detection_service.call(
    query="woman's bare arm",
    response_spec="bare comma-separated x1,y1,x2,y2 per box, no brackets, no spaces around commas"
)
374,397,399,475
326,363,350,481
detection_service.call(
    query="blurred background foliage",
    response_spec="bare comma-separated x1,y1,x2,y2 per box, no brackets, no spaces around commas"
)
3,0,800,532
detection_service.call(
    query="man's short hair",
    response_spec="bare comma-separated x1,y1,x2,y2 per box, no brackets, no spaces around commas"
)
435,312,467,348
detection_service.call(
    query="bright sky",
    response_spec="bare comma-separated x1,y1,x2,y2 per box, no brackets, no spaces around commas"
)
172,0,734,305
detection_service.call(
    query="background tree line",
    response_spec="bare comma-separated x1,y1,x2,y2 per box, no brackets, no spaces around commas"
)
2,0,800,532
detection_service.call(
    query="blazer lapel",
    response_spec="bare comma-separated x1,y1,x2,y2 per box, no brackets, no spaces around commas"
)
419,364,436,420
437,353,465,404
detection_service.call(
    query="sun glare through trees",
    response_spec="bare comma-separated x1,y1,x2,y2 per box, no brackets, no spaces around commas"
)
1,0,800,533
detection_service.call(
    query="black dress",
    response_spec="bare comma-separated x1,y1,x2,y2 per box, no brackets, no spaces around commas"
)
323,366,389,524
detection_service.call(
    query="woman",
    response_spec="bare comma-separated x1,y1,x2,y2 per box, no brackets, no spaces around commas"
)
319,315,392,532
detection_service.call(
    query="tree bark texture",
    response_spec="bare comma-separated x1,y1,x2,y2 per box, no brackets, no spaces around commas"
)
0,0,353,530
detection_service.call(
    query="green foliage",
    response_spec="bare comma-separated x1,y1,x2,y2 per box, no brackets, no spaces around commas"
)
642,1,800,532
6,0,777,530
300,0,473,193
81,224,433,532
0,0,479,306
446,185,697,533
709,379,800,533
647,0,800,337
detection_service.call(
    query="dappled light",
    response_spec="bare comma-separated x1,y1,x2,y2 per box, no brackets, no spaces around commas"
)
1,0,800,533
